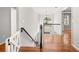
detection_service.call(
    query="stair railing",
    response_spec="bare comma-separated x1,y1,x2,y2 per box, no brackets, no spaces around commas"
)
5,30,20,52
40,25,42,52
5,26,42,52
21,27,38,46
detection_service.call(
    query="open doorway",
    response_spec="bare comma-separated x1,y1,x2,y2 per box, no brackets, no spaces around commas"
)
62,7,72,51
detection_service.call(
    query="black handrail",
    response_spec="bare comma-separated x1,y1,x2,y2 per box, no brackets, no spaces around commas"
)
21,27,38,45
40,25,42,51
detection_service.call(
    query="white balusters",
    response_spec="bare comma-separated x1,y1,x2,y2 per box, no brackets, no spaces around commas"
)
6,31,20,52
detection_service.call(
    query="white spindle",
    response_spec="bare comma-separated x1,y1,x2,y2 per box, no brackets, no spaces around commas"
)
5,31,20,52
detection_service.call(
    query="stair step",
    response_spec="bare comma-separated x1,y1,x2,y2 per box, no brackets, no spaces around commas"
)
19,47,40,52
0,43,5,52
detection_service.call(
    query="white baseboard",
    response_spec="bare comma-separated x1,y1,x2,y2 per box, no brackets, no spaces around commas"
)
72,44,79,51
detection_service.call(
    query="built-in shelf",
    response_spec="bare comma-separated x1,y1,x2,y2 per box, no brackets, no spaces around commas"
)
62,12,71,13
44,23,61,25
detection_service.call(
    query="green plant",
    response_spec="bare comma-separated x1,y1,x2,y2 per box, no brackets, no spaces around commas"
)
44,16,51,24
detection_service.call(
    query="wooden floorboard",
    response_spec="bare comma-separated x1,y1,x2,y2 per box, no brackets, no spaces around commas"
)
0,43,5,52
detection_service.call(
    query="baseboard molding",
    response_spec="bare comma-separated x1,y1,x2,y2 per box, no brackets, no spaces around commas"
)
72,44,79,51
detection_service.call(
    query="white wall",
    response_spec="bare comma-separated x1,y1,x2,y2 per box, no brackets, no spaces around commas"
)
53,11,62,35
0,7,11,42
18,7,40,39
72,7,79,48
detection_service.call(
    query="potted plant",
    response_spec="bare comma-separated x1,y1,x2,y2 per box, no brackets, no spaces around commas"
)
44,16,51,24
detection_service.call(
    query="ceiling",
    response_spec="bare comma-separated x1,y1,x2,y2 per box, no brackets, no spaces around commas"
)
32,7,68,15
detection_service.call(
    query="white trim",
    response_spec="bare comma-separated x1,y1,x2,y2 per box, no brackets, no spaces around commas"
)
5,30,20,52
72,44,79,51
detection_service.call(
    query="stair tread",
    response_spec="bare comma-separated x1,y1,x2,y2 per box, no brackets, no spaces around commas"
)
0,43,5,52
19,47,40,52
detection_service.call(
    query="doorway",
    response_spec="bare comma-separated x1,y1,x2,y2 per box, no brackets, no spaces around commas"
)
62,7,72,51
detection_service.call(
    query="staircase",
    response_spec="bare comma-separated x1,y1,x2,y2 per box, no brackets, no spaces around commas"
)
19,27,41,52
0,43,5,52
19,47,40,52
5,25,42,52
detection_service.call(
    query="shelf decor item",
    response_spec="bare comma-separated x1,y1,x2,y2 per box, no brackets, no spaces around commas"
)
44,16,51,24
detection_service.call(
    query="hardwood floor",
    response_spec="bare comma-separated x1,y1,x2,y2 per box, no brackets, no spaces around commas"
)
42,28,77,52
19,28,78,52
42,34,77,52
42,34,64,52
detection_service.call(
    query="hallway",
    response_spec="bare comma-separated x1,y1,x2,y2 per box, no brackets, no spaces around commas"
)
0,7,79,52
